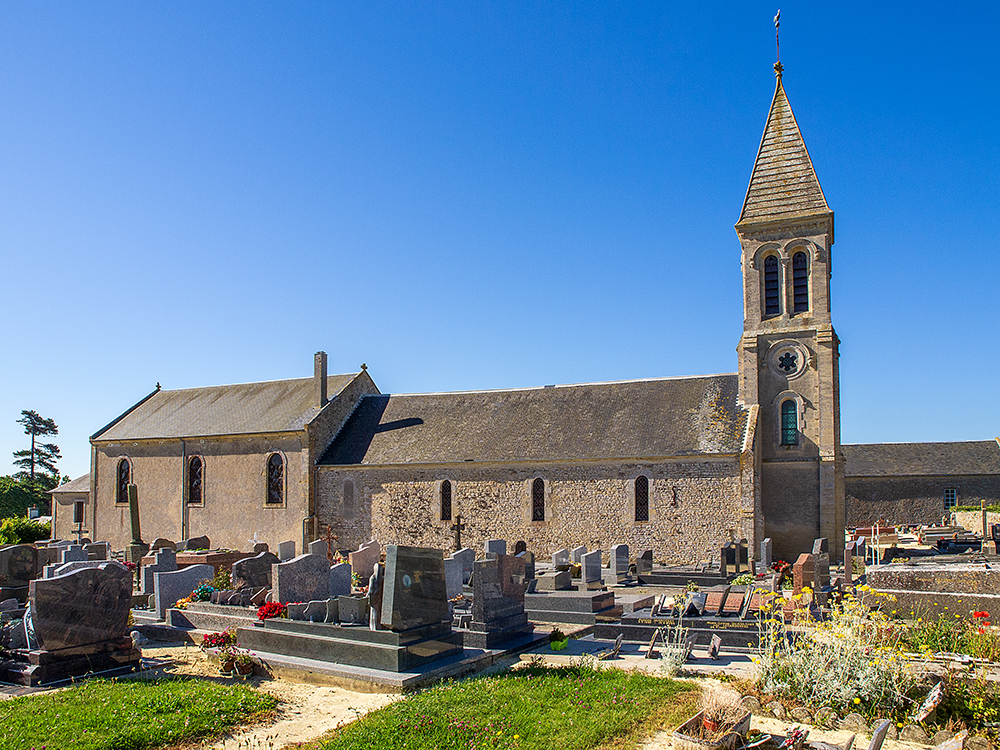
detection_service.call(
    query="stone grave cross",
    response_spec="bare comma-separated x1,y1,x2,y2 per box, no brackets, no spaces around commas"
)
322,524,338,562
451,514,466,552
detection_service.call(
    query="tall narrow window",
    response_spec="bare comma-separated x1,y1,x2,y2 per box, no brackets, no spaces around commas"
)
73,500,85,525
944,488,958,510
343,480,354,509
116,458,131,505
763,255,780,315
531,478,545,522
266,454,284,505
187,456,203,505
780,400,799,446
635,476,649,522
792,252,809,312
440,480,452,521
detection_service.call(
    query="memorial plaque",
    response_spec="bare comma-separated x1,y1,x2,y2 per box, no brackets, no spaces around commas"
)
380,545,449,631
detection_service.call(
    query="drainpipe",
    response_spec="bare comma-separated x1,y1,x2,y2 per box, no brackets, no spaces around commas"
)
181,439,188,540
90,445,98,542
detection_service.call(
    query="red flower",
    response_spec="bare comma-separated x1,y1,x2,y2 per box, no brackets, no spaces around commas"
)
257,601,287,621
973,611,990,618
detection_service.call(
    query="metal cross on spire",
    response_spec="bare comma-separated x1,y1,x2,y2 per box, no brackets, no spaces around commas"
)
773,10,783,77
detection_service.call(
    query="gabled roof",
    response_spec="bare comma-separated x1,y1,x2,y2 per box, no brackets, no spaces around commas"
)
93,373,360,441
843,440,1000,477
319,374,748,466
738,72,830,225
49,474,91,494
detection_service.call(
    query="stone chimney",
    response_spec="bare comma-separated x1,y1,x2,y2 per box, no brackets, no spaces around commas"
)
314,351,328,407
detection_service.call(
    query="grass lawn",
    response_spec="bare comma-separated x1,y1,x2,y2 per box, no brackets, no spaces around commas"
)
317,663,698,750
0,677,278,750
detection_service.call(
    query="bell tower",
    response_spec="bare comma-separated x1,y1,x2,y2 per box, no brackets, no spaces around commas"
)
735,61,844,563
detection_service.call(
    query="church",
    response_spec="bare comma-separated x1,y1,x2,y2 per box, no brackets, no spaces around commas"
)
56,62,1000,565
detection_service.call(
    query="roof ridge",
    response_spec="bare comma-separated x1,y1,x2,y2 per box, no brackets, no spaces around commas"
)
155,372,360,394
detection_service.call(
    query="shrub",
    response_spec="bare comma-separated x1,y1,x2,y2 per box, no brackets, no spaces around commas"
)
898,609,1000,661
207,568,232,591
0,516,50,545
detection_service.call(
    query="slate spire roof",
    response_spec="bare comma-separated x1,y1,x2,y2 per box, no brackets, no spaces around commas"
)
738,65,831,225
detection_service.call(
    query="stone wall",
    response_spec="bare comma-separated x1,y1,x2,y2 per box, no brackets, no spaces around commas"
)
51,489,90,541
316,457,750,565
846,475,1000,528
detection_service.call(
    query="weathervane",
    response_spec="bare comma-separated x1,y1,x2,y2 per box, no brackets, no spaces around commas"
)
773,10,783,77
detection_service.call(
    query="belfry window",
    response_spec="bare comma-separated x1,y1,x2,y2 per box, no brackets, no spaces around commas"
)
792,252,809,312
187,456,203,505
780,400,799,446
763,255,780,315
266,454,284,505
531,478,545,522
635,476,649,522
116,458,131,505
440,480,452,521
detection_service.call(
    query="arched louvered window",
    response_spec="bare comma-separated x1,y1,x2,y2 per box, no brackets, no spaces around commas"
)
780,400,799,446
792,252,809,312
635,476,649,522
531,478,545,522
187,456,203,505
440,480,452,521
763,255,781,315
266,454,284,505
116,458,131,505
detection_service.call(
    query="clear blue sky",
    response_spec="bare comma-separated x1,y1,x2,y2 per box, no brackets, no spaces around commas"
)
2,3,998,480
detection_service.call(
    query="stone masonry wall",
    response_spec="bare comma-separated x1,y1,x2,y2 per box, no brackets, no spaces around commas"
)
316,457,747,565
846,475,1000,528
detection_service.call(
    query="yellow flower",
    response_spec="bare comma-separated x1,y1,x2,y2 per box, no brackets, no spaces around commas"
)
514,735,520,740
854,697,861,704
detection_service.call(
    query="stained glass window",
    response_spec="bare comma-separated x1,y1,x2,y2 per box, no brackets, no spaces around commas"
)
780,400,798,446
635,476,649,522
116,459,131,505
441,480,452,521
266,454,284,505
188,456,203,505
532,478,545,522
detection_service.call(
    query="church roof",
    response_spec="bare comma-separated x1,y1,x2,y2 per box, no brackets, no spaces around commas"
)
737,73,830,225
92,373,360,441
48,473,91,494
843,440,1000,477
319,374,748,466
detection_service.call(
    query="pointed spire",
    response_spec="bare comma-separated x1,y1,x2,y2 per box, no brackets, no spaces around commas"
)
737,71,830,226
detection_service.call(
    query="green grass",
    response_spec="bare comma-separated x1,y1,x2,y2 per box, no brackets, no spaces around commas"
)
0,677,278,750
319,663,698,750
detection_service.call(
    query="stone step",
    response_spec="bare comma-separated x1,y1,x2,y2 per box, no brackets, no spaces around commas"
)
167,607,259,632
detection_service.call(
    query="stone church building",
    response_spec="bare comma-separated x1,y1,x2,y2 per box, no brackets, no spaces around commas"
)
61,64,999,565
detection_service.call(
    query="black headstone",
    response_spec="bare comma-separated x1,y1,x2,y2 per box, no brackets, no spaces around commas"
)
380,546,449,632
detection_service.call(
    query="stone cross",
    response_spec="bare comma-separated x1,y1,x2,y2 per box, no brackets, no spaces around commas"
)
322,525,338,562
450,514,466,552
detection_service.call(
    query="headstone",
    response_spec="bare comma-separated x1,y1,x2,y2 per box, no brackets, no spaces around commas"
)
708,634,723,659
552,548,570,567
329,562,352,598
53,560,128,578
150,538,176,551
232,551,280,589
485,539,506,558
444,557,464,598
792,553,815,596
154,564,215,619
29,563,132,651
844,541,855,585
380,545,449,631
761,538,773,572
0,545,38,586
515,550,535,580
452,547,475,584
179,535,211,551
0,597,18,612
739,585,757,619
609,544,629,582
535,570,572,591
277,540,296,561
571,546,587,564
812,538,831,590
308,540,327,557
142,548,178,594
84,543,109,561
738,539,749,572
514,540,527,555
338,595,369,625
715,585,732,616
252,542,269,554
303,599,329,622
348,540,381,580
60,545,88,564
637,550,653,575
684,591,708,616
721,542,736,577
287,602,308,620
466,554,530,647
581,550,603,588
273,554,330,604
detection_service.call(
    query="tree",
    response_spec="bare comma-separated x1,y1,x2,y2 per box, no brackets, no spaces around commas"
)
12,410,61,483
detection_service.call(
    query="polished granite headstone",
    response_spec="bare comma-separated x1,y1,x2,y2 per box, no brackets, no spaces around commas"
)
329,562,352,598
761,538,773,572
141,548,178,594
178,535,211,551
637,550,654,575
514,540,527,555
348,541,380,580
380,545,449,631
582,549,604,588
465,554,531,649
278,540,296,561
610,544,629,582
552,548,570,567
0,545,37,586
534,569,572,591
273,554,330,604
51,560,127,579
444,557,464,598
452,547,475,583
85,542,109,560
151,537,176,551
484,539,506,557
308,539,327,557
252,542,269,554
154,564,215,619
60,545,88,564
515,550,535,580
338,594,369,624
571,546,587,564
232,551,280,589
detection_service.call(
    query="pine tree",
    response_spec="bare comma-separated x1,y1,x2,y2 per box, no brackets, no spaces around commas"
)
12,410,61,484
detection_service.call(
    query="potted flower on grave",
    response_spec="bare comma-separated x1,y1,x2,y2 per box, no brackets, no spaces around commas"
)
218,644,238,674
233,648,255,676
672,685,751,750
549,628,569,651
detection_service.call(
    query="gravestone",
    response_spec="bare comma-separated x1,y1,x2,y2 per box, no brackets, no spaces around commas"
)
738,539,749,572
609,544,629,582
85,542,109,561
338,595,369,625
179,535,211,551
30,563,132,651
792,553,815,597
571,546,587,564
581,550,604,588
515,550,535,580
812,538,831,589
232,551,280,589
708,634,723,659
715,585,732,616
151,538,176,551
637,549,654,575
444,557,464,598
277,540,296,561
154,564,215,619
329,562,352,598
721,542,736,577
552,548,570,568
287,603,307,620
465,553,531,648
273,554,330,604
0,545,38,588
761,538,773,572
348,540,381,580
534,570,572,591
485,539,506,557
380,545,449,631
60,545,88,564
844,541,855,585
303,599,332,623
52,560,127,579
252,542,269,554
514,540,527,555
452,547,475,584
684,591,708,616
308,540,327,557
141,548,178,595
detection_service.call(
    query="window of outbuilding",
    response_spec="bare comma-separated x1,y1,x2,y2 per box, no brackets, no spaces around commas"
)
780,400,799,446
792,252,809,312
73,500,85,525
266,454,284,505
440,480,452,521
764,255,781,315
944,488,958,510
531,478,545,522
635,476,649,522
116,458,131,505
187,456,203,505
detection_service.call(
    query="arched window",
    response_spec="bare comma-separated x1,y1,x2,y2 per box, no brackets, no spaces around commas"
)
780,400,799,446
763,255,781,315
440,480,452,521
343,479,354,509
116,458,131,505
187,456,203,505
792,252,809,312
635,476,649,522
266,454,284,505
531,478,545,522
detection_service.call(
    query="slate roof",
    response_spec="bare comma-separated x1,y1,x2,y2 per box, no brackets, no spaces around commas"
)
738,74,830,225
93,374,359,441
843,441,1000,477
49,474,91,494
319,374,748,466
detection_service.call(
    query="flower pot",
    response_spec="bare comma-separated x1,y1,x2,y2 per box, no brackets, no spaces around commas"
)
703,718,720,732
550,639,569,651
235,661,254,676
672,710,751,750
220,659,235,674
